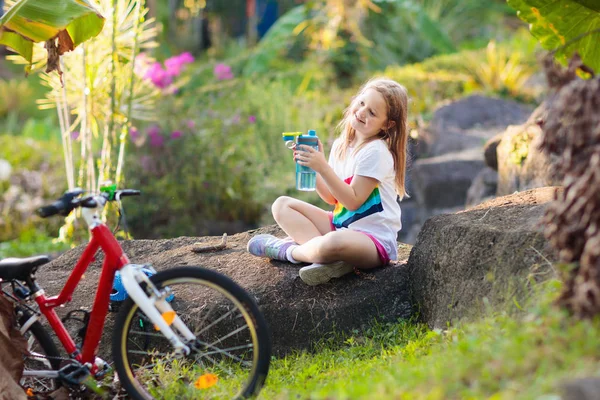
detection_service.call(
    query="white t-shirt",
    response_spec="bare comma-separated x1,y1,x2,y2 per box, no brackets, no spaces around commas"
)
328,138,402,260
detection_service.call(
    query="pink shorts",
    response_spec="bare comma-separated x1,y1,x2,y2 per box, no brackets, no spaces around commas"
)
328,212,390,266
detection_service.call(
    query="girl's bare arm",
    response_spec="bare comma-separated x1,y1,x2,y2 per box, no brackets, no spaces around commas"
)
316,174,336,205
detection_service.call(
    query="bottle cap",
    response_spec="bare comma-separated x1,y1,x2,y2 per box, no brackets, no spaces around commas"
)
282,132,302,141
308,129,316,136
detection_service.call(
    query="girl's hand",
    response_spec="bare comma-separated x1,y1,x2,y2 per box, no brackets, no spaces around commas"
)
295,139,328,173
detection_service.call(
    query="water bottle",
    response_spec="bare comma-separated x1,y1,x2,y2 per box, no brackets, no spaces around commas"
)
282,130,319,191
296,130,319,191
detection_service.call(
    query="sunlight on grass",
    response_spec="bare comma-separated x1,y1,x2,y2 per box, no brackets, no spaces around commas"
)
144,356,255,399
256,279,600,399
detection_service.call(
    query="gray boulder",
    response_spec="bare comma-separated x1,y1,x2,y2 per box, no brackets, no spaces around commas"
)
561,378,600,400
496,122,561,196
407,186,560,329
465,166,498,208
411,147,485,209
419,95,533,157
483,133,503,170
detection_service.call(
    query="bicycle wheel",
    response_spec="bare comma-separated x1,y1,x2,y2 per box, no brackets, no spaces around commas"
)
112,266,271,400
16,310,62,395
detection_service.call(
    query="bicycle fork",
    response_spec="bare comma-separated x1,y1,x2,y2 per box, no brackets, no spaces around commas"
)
119,264,196,354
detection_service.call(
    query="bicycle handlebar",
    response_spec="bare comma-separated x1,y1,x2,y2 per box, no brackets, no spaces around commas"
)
117,189,141,198
36,188,141,219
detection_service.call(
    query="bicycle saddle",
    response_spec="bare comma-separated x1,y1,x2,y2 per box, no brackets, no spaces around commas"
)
0,256,50,281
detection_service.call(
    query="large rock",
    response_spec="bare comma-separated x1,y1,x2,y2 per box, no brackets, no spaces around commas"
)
561,378,600,400
465,166,498,208
419,95,533,157
38,225,413,356
496,122,561,196
411,147,485,209
407,187,561,329
483,133,503,170
477,102,560,196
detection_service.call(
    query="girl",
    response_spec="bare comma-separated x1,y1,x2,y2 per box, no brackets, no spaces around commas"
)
247,77,409,285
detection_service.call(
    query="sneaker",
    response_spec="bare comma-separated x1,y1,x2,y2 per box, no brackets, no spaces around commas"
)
298,261,355,286
247,234,295,261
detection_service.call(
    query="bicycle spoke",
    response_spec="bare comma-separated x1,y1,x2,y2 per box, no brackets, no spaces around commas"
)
197,342,254,367
197,307,240,336
208,324,249,347
128,349,174,357
128,330,167,338
198,353,235,377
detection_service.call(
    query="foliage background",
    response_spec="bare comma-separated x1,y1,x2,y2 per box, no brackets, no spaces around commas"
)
0,0,556,245
2,2,600,399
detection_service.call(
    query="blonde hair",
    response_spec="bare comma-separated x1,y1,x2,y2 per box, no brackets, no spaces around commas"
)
334,77,409,199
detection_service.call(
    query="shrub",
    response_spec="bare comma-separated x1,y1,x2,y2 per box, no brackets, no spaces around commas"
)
124,64,345,238
0,135,65,242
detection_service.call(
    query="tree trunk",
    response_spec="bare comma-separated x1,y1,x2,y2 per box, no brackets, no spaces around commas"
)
246,0,258,46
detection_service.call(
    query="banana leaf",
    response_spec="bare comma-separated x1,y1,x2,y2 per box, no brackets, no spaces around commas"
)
0,0,105,75
243,5,308,76
507,0,600,71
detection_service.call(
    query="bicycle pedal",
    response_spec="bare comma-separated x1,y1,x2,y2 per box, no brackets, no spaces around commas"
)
93,357,111,379
58,362,91,386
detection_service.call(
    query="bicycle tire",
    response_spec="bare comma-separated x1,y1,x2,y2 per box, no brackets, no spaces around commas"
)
17,311,62,395
112,266,271,400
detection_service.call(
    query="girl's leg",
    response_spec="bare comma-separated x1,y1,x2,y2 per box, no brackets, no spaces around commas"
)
292,230,381,269
271,196,332,244
247,196,331,261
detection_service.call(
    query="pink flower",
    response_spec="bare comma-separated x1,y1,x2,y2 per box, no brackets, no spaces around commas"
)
145,62,172,88
147,125,161,137
129,127,139,141
165,52,195,77
186,120,195,129
231,114,241,124
164,58,183,76
70,131,80,140
248,115,257,124
214,63,234,80
171,130,183,139
147,125,164,148
150,134,164,148
178,52,194,64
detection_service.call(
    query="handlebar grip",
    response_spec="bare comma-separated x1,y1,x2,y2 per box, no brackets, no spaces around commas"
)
37,201,64,218
79,197,98,208
119,190,141,197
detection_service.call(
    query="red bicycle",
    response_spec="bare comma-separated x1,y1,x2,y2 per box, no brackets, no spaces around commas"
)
0,187,270,399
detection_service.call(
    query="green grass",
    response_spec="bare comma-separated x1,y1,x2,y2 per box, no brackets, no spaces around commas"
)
255,279,599,400
146,278,600,399
0,229,69,258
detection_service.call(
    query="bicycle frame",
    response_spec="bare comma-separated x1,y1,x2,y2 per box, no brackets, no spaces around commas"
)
33,222,128,367
23,194,194,376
